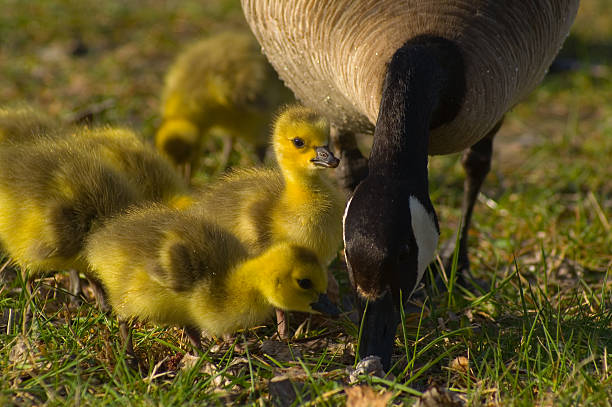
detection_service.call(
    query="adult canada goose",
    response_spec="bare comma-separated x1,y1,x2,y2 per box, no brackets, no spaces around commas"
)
155,31,293,177
241,0,580,369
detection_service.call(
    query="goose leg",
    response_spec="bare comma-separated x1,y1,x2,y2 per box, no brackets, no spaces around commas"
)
88,278,110,313
68,269,83,306
182,162,192,184
22,273,34,335
119,319,139,370
275,309,288,339
330,128,368,193
184,326,202,351
254,143,270,164
450,119,502,280
119,319,134,355
219,134,234,171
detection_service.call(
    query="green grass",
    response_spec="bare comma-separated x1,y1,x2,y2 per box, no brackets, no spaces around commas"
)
1,1,611,405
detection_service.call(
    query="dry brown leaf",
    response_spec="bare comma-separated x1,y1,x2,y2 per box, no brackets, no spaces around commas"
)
9,336,30,366
179,354,249,388
415,386,464,407
345,385,392,407
450,356,469,374
178,353,199,370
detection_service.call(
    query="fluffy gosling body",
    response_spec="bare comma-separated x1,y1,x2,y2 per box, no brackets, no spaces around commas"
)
196,105,344,265
0,127,191,277
155,31,292,172
77,126,193,209
0,138,141,274
0,105,64,144
85,204,336,337
0,111,190,208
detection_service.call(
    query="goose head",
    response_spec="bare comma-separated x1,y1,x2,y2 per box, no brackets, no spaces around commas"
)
342,40,448,369
344,177,439,368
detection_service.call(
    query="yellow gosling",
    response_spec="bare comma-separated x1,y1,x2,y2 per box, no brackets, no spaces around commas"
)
85,204,338,344
0,116,192,209
155,31,293,174
0,138,142,276
196,105,345,266
66,126,193,302
76,126,193,208
0,121,192,306
194,105,345,337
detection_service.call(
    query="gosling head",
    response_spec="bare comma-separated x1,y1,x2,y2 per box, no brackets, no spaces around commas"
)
258,244,339,317
272,105,339,174
155,118,200,166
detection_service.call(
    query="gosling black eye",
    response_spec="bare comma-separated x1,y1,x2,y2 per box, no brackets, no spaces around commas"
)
292,138,305,148
297,278,313,289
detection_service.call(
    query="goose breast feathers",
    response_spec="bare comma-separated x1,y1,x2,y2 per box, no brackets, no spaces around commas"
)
242,0,579,153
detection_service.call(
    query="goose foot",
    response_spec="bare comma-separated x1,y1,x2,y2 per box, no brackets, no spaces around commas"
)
347,355,386,383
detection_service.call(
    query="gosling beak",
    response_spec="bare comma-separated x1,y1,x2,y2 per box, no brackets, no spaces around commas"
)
357,291,400,371
310,293,340,317
310,146,340,168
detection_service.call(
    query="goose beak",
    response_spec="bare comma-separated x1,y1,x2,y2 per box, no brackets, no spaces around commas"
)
310,146,340,168
357,291,400,371
310,293,340,317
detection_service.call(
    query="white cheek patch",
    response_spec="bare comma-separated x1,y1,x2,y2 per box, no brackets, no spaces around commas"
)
342,194,354,264
409,196,439,294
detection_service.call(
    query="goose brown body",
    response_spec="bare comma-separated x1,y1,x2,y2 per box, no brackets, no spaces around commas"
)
241,0,579,154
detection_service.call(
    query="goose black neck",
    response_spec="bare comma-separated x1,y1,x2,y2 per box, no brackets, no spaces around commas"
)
369,36,465,180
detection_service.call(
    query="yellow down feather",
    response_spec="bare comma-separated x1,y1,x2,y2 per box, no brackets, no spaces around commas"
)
85,204,329,336
155,31,293,171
